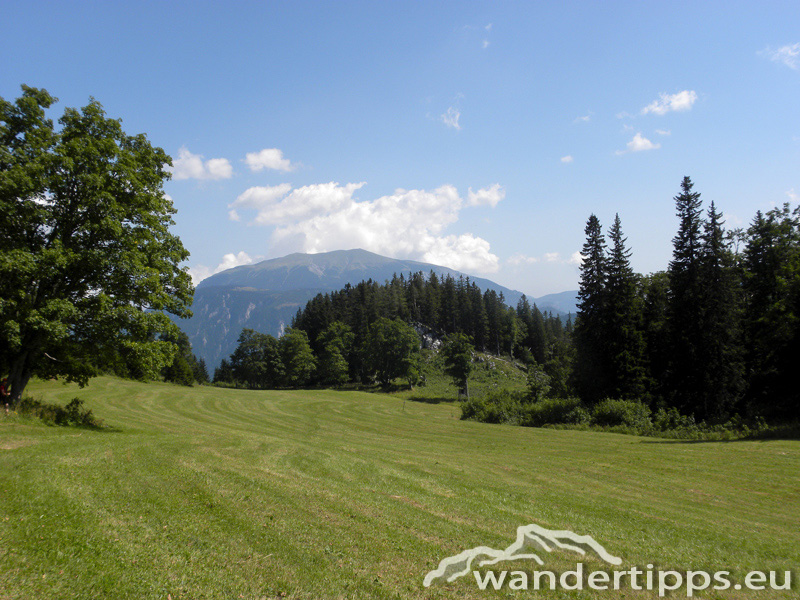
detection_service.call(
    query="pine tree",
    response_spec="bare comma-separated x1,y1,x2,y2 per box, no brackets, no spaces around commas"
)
604,214,646,399
573,214,609,402
742,204,800,418
667,177,706,415
696,202,744,419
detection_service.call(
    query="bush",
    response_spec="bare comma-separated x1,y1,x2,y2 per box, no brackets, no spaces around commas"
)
460,389,526,424
592,398,652,428
652,406,696,431
521,397,590,427
17,397,103,428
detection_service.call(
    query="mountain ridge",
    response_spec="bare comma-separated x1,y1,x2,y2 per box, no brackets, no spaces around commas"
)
176,249,577,370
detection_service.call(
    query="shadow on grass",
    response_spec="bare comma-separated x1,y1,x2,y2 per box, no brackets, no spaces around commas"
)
639,424,800,444
404,395,459,405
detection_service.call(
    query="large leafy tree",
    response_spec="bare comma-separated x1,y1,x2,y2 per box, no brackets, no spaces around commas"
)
316,321,354,386
279,328,316,388
229,328,283,389
363,317,420,387
440,332,474,398
0,86,193,402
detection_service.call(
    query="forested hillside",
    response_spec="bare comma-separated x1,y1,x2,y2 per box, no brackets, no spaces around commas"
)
211,177,798,426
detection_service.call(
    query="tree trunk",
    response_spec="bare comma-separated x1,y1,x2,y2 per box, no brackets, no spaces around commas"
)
8,351,33,406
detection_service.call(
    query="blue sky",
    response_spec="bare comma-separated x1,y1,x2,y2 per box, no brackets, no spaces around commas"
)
3,1,798,296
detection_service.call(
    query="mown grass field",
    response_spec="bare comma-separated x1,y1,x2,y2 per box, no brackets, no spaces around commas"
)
1,377,798,599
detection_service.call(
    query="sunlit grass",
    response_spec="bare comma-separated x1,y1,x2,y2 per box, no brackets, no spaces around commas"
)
1,376,798,599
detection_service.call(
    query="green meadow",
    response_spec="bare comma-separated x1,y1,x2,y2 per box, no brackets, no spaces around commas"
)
1,377,798,599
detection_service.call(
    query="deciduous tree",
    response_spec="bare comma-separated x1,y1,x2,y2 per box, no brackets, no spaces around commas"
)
0,86,193,402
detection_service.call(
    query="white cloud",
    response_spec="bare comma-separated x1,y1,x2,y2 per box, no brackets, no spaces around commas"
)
574,113,591,123
788,189,800,202
467,183,504,207
508,253,540,265
641,90,698,115
760,43,800,70
482,39,490,49
509,251,581,266
169,147,233,180
485,23,492,31
244,148,297,172
235,182,501,273
568,251,584,265
655,129,671,136
617,133,661,155
188,251,255,285
561,155,574,164
441,106,461,130
422,234,499,273
230,182,363,225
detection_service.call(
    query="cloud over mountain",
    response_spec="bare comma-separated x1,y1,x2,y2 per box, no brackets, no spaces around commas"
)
229,182,503,273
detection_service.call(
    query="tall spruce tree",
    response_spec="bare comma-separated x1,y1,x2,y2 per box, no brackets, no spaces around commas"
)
667,177,706,415
573,214,609,402
697,202,744,419
604,214,646,399
742,204,800,418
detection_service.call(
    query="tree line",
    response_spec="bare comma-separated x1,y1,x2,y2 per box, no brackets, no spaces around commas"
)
212,273,571,390
212,319,420,389
224,176,799,425
574,176,799,422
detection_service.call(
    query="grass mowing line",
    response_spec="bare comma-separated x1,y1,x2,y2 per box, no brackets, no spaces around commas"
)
1,376,798,599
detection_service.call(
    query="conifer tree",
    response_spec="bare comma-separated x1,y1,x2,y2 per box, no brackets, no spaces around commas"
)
604,214,646,399
742,204,800,418
667,177,706,414
696,202,744,419
573,214,609,402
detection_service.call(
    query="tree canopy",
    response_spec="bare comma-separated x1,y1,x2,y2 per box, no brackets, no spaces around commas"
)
441,332,474,397
0,86,193,402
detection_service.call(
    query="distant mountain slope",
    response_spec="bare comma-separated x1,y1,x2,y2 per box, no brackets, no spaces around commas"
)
533,290,579,315
175,249,575,370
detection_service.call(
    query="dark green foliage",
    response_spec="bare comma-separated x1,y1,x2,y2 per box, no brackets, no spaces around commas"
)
279,328,316,388
525,361,551,402
696,202,744,419
591,398,652,428
603,214,646,399
0,86,193,402
667,176,706,414
640,271,670,401
742,204,800,419
292,272,569,371
213,358,234,385
229,329,283,389
163,355,195,387
316,322,354,387
193,357,210,385
572,214,609,402
459,389,527,424
521,397,589,427
440,333,474,397
161,330,205,386
362,318,420,387
17,396,102,428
